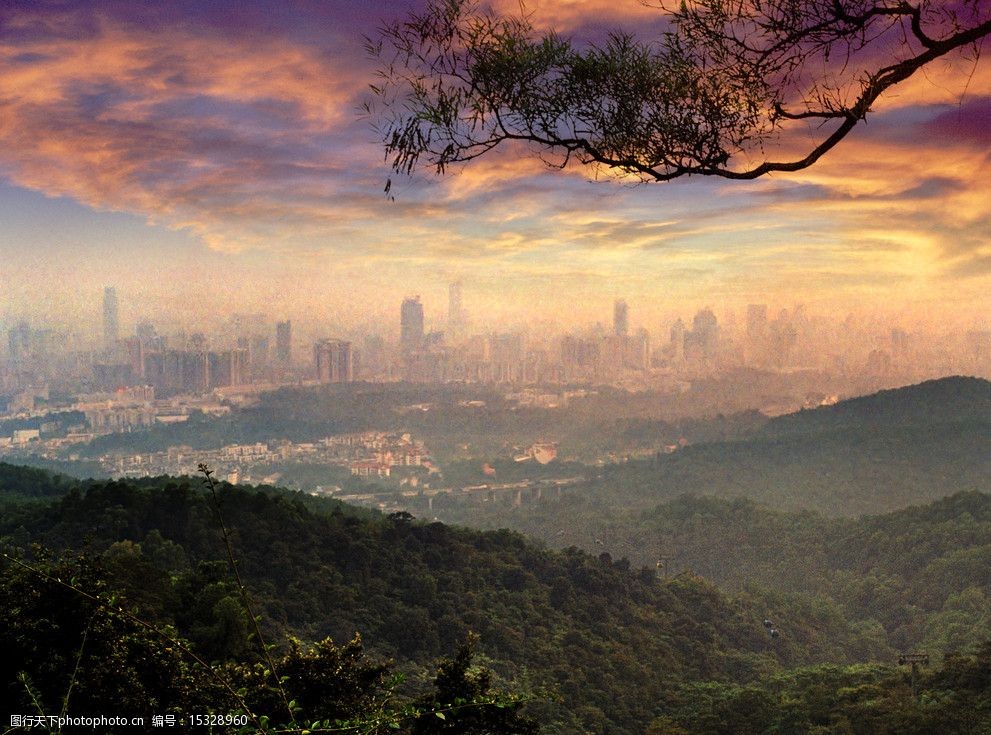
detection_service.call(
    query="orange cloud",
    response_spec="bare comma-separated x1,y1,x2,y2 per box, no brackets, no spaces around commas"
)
0,1,988,327
491,0,664,31
0,9,366,250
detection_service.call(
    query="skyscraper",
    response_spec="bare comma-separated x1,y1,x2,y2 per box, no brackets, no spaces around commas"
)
103,287,119,351
401,296,424,352
275,320,292,365
237,334,270,380
614,299,629,337
685,307,719,359
209,349,248,388
135,320,157,342
448,282,466,341
8,321,30,362
314,339,353,383
746,304,768,339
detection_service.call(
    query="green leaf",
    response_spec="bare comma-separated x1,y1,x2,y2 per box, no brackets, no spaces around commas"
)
435,712,446,720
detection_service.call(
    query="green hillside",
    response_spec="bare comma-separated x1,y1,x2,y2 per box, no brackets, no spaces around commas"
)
0,466,881,734
638,492,991,655
424,378,989,535
3,463,991,733
762,376,991,437
432,488,991,658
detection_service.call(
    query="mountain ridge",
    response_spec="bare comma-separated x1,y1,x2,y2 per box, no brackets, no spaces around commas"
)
763,375,991,437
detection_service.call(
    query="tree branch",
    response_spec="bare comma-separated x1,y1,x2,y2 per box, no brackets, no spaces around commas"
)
367,0,991,186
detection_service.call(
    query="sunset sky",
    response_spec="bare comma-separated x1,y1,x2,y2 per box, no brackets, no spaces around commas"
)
1,0,989,340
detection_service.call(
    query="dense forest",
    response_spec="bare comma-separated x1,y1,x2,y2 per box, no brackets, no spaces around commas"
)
506,492,991,655
3,462,991,733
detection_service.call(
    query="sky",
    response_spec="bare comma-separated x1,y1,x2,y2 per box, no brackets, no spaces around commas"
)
0,0,989,340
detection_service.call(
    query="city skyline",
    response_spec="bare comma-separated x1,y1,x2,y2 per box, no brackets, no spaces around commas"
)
0,2,989,334
5,282,989,385
4,282,989,346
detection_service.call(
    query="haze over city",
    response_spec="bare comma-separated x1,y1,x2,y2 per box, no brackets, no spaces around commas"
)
3,281,989,419
3,2,991,734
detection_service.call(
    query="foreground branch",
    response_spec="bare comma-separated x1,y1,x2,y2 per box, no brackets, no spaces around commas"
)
366,0,990,183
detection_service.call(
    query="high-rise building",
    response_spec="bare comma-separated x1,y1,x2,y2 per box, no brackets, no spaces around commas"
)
123,337,146,379
684,308,719,360
314,339,353,383
401,296,424,352
669,318,685,361
359,334,386,380
238,334,270,380
699,308,719,350
562,335,599,366
180,350,210,394
627,327,650,370
103,287,119,351
209,349,248,388
614,299,629,337
746,304,768,339
769,310,798,368
275,320,292,364
448,282,466,342
135,321,166,353
145,350,208,395
135,320,156,341
230,313,267,340
8,321,30,361
489,332,525,383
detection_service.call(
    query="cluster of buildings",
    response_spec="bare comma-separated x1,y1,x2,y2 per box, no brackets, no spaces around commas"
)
3,289,294,400
3,285,991,414
65,431,432,485
0,385,233,452
100,296,295,396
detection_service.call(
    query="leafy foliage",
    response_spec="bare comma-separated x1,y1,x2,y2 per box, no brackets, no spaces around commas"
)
1,467,884,734
367,0,991,182
0,551,224,725
1,551,531,734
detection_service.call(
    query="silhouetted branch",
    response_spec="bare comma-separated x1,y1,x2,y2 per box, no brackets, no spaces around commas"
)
366,0,990,184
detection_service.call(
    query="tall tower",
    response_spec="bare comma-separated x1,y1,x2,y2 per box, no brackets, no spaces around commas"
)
8,321,31,362
448,282,466,342
401,296,424,352
669,318,685,361
103,286,119,352
746,304,768,339
275,320,292,365
691,307,720,358
314,339,353,383
613,299,629,337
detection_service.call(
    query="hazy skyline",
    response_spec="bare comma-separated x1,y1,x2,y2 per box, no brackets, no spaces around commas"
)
1,1,989,333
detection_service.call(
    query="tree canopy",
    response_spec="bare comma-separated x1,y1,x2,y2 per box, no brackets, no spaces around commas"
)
368,0,991,182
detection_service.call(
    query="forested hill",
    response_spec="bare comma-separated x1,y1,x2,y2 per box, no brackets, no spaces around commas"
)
0,461,78,499
430,486,991,659
635,492,991,654
762,376,991,437
2,466,880,734
4,465,991,733
423,377,990,525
